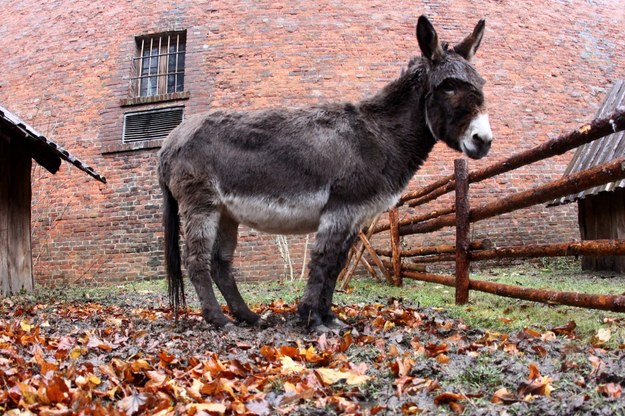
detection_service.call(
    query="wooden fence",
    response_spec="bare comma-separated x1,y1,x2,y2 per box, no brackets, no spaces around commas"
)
339,108,625,313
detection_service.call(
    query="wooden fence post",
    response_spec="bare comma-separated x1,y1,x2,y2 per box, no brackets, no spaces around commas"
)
388,207,402,286
454,159,470,304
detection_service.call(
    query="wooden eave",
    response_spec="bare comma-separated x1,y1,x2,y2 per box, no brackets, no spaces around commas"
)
0,105,106,184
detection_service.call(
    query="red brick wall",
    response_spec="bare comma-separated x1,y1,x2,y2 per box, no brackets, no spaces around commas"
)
1,1,623,285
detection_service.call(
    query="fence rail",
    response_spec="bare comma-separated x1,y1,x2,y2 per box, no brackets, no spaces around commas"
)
341,107,625,313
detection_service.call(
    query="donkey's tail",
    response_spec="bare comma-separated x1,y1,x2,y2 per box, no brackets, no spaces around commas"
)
162,184,186,318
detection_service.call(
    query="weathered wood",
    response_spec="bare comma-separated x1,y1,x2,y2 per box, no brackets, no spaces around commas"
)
376,239,493,257
469,278,625,313
407,186,453,208
471,156,625,223
399,176,454,205
385,261,427,272
358,230,394,285
360,256,380,281
1,137,34,296
402,269,625,313
402,270,456,286
409,254,456,263
398,108,625,208
400,156,625,236
336,247,356,285
578,189,625,272
388,207,402,286
373,205,455,234
454,159,470,304
338,215,381,290
471,239,625,261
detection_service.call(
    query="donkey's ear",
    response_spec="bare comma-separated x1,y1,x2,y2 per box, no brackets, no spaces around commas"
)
454,19,485,61
416,15,443,62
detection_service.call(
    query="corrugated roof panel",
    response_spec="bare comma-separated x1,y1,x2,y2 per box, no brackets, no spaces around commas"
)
551,80,625,206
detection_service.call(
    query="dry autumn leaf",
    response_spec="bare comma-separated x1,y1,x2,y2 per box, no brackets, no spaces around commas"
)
279,356,305,374
491,387,518,404
117,392,147,415
434,392,465,414
597,382,622,399
315,368,371,386
550,321,577,337
591,328,612,346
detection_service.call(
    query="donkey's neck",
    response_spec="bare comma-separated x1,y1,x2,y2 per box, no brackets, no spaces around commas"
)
358,60,436,186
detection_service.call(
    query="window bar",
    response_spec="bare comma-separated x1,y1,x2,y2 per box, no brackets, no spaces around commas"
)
166,34,172,93
148,37,154,95
174,33,180,92
137,38,145,96
157,35,162,94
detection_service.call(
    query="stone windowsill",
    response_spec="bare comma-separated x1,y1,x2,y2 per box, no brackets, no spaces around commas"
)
120,91,190,107
101,139,163,155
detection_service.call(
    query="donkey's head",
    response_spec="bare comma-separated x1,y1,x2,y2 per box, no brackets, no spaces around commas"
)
417,15,493,159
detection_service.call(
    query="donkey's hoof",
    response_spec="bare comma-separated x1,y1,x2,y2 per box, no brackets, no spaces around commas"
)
324,317,349,330
312,324,333,334
202,311,233,329
300,313,324,330
223,322,237,331
235,311,260,326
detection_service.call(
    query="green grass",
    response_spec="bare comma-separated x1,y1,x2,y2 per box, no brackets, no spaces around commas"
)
26,261,625,347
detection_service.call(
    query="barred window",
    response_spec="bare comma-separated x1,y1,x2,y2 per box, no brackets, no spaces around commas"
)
131,31,186,97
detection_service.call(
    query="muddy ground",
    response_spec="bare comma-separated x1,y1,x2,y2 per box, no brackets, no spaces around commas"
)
0,286,623,415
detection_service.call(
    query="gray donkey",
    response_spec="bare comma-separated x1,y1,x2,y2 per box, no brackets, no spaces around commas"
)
158,15,493,330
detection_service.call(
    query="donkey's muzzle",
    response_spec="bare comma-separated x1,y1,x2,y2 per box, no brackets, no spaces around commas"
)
461,112,493,159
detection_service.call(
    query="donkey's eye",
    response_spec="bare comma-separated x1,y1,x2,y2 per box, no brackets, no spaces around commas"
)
440,82,456,95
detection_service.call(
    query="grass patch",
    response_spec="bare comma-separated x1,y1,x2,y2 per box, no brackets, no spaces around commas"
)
28,263,625,346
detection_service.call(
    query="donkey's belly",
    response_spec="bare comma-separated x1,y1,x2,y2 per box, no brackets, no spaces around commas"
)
221,192,328,234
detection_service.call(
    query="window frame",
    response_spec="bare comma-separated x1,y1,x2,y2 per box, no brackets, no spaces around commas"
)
130,30,187,98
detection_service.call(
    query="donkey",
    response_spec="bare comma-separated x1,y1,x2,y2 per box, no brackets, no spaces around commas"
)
158,15,493,330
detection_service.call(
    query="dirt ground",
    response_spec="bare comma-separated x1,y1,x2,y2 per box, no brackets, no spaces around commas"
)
0,285,624,415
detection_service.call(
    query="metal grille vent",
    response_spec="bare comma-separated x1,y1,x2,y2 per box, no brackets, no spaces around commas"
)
122,107,183,143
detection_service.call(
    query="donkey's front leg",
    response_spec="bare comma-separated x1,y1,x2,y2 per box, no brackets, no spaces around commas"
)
318,231,357,326
183,210,232,328
211,216,259,325
298,219,356,329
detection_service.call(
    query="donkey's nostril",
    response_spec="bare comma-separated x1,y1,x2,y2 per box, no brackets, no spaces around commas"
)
472,133,482,143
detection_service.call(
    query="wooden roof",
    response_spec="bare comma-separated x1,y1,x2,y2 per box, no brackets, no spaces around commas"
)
0,104,106,183
551,81,625,206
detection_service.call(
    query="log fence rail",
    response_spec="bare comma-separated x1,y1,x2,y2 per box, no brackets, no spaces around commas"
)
339,107,625,313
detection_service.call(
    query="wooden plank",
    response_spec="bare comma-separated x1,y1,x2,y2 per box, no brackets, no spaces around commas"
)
1,138,33,295
358,230,394,285
0,138,9,295
338,215,381,290
454,159,470,304
578,188,625,272
388,207,402,286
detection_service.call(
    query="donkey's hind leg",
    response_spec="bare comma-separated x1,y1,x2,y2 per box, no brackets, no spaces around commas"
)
182,208,231,328
298,215,357,329
211,215,260,325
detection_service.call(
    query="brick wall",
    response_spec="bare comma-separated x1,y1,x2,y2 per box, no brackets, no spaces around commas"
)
1,0,623,286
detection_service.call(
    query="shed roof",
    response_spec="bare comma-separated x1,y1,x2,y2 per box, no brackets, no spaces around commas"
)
550,81,625,206
0,104,106,183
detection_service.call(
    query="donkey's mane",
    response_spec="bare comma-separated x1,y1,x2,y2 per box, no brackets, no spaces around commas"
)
363,57,427,113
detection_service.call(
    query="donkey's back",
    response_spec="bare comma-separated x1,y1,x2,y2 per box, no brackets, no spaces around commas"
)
159,103,396,235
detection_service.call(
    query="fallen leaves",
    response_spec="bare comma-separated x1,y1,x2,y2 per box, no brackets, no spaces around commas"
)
315,367,371,386
597,382,622,399
491,363,554,404
1,299,624,415
591,328,612,346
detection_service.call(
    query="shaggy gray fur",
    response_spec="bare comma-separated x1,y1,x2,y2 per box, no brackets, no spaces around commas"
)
158,15,492,330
